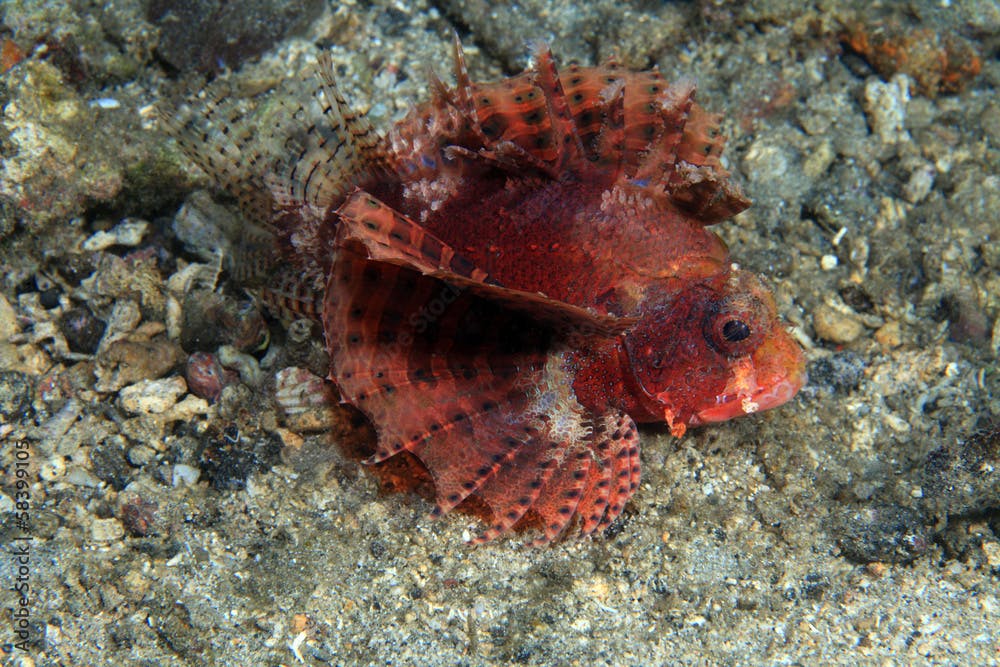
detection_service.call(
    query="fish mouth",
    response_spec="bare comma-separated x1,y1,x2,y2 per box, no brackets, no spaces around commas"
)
692,322,808,426
692,372,804,425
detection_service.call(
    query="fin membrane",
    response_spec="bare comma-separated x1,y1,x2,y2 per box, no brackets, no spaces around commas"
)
325,241,639,543
336,190,633,338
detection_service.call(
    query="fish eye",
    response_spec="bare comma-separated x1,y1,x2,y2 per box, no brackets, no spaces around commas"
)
704,297,766,357
720,319,751,343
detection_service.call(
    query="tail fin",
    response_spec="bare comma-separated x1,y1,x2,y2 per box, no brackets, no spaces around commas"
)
160,53,388,278
160,85,276,232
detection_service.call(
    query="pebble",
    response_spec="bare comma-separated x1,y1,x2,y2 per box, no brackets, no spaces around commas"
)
89,439,132,490
180,291,268,354
100,299,142,346
95,337,184,392
89,97,121,110
812,304,866,344
66,466,101,487
59,305,107,354
833,503,929,564
874,321,903,348
922,426,1000,518
903,163,935,204
34,399,83,453
120,496,158,537
118,376,187,415
82,218,149,251
172,463,201,487
39,455,67,481
0,292,18,342
160,394,210,422
171,190,235,262
0,370,33,420
90,517,125,542
742,138,790,185
185,351,229,402
802,139,834,179
121,568,152,599
863,74,911,146
0,340,52,376
983,541,1000,570
127,444,158,467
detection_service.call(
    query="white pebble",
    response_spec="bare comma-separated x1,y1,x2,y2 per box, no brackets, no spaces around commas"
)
89,97,121,109
863,74,911,146
39,456,66,481
903,163,935,204
0,292,18,342
127,445,158,467
82,219,149,251
91,517,125,542
820,254,839,270
172,463,201,487
831,226,848,246
119,376,187,415
66,466,102,487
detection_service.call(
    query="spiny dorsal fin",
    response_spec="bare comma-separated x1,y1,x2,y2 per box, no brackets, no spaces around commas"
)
450,31,477,119
630,79,696,187
265,54,387,216
666,162,751,224
531,43,586,170
591,77,626,173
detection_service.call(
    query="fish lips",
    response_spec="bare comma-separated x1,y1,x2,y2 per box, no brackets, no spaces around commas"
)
692,335,806,425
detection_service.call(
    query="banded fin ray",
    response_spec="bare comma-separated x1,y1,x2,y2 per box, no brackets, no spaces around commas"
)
325,242,639,543
337,190,634,339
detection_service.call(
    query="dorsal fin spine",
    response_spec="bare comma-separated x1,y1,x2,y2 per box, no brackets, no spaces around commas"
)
531,43,586,169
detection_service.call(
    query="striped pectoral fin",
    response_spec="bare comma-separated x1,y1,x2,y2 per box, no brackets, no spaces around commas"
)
470,407,641,545
325,244,640,545
337,190,635,339
590,412,641,534
525,447,592,546
336,189,491,282
324,242,556,533
264,52,387,216
533,410,640,544
470,440,561,544
254,265,326,324
161,87,276,231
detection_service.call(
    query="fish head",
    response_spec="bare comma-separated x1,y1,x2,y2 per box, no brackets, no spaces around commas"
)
621,269,806,435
